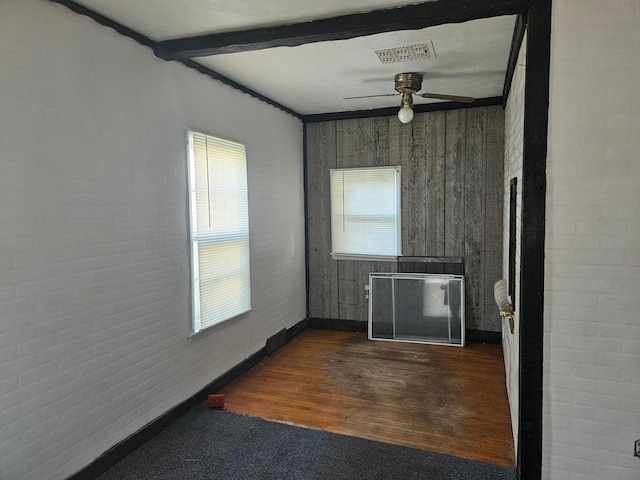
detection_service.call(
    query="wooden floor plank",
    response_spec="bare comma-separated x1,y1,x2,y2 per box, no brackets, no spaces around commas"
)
220,328,515,468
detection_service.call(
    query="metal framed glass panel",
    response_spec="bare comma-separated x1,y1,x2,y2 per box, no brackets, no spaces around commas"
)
369,273,465,346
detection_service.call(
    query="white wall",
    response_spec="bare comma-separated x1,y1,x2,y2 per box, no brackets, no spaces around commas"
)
544,1,640,478
0,1,306,478
502,31,526,453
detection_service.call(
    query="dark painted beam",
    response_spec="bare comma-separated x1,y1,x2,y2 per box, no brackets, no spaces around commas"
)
502,13,527,106
49,0,155,50
517,0,551,479
154,0,531,60
179,59,302,119
48,0,303,119
303,96,502,123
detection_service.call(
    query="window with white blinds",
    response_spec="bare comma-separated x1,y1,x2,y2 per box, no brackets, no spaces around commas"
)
188,131,251,333
330,166,401,261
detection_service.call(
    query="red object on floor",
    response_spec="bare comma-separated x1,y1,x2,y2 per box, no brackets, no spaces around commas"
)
208,394,226,409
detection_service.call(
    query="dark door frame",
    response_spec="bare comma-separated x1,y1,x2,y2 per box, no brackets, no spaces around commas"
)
517,2,551,478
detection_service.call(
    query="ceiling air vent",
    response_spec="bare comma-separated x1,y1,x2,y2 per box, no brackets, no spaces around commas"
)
375,42,435,64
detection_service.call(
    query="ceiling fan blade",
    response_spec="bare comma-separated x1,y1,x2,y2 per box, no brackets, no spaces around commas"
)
343,93,400,99
417,92,475,103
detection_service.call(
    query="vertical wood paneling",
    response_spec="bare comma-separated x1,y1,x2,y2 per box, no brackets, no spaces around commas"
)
354,118,381,321
404,114,428,256
336,118,359,169
306,106,504,330
484,106,506,331
370,117,396,305
354,118,371,322
444,109,466,256
337,260,358,320
464,108,487,330
336,118,362,320
388,119,414,257
306,121,338,319
371,117,390,167
424,111,446,255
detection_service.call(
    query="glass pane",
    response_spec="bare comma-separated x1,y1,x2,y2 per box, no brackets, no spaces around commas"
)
445,278,463,344
370,276,393,339
330,166,400,257
369,274,464,346
188,131,251,333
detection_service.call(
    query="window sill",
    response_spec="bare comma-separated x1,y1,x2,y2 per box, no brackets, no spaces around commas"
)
331,253,399,262
189,307,252,341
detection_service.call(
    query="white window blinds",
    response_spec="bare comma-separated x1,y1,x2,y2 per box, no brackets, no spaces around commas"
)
188,131,251,333
330,166,401,260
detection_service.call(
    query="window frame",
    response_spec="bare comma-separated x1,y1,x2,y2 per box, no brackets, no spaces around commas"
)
187,130,252,335
329,165,402,262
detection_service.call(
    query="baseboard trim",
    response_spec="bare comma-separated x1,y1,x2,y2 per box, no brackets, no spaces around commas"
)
66,318,307,480
306,317,367,332
306,318,501,345
466,329,502,345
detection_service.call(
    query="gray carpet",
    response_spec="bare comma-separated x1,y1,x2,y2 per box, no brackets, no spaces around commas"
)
97,409,516,479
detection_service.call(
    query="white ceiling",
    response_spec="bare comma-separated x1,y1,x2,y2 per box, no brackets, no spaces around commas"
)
72,0,517,117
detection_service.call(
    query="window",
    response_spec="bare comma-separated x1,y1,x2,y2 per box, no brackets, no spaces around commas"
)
330,166,401,261
188,131,251,333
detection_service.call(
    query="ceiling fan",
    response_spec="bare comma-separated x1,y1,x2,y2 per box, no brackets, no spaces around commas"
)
345,72,475,123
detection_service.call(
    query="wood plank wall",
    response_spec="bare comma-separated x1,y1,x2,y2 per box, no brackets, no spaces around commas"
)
306,106,504,331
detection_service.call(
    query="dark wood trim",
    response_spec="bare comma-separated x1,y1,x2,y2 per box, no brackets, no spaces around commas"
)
287,318,308,342
266,329,288,355
66,319,308,480
303,125,311,318
49,0,155,50
307,318,502,345
178,59,303,119
467,329,502,345
307,318,368,333
303,97,503,124
502,13,527,106
517,1,551,479
154,0,530,60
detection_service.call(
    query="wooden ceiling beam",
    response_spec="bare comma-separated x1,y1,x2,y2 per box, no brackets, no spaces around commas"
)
50,0,155,49
155,0,532,60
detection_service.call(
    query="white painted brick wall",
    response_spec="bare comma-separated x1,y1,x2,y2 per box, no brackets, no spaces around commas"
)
545,1,640,478
502,31,526,453
0,1,305,478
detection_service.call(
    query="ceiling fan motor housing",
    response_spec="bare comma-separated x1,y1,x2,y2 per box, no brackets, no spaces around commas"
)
394,72,423,93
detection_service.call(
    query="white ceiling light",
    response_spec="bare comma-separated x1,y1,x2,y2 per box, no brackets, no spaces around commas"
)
397,92,414,124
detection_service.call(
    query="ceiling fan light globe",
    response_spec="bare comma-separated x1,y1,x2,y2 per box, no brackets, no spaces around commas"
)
398,105,414,123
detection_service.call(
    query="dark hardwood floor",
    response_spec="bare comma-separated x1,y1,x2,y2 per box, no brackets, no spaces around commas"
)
220,328,515,468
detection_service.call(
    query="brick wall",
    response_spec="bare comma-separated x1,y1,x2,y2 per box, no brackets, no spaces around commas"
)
544,1,640,478
0,1,305,478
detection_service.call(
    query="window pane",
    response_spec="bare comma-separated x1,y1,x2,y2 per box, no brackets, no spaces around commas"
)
197,238,251,327
188,131,251,332
330,166,401,258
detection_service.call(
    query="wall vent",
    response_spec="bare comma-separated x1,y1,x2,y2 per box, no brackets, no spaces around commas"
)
375,42,435,64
